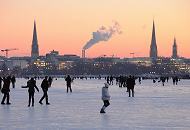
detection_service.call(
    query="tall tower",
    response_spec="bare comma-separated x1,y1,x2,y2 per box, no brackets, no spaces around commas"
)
150,20,158,59
172,37,178,58
31,21,39,59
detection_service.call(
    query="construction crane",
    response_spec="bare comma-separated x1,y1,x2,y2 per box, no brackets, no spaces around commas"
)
1,48,19,58
130,52,141,58
130,52,135,58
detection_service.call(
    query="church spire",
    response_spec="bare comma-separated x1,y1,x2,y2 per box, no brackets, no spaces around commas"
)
150,20,158,59
31,20,39,58
172,37,178,58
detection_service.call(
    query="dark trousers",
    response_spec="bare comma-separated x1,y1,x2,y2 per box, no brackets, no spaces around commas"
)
28,92,34,106
1,92,10,104
103,100,110,107
12,83,15,88
67,85,72,93
101,100,110,112
39,91,48,103
128,88,134,97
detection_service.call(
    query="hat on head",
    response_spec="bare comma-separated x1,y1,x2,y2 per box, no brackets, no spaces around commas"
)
104,83,109,88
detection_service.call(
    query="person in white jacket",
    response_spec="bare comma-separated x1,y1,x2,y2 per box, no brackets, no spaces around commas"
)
100,83,111,113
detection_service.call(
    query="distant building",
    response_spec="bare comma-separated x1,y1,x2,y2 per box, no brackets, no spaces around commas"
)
172,37,178,59
9,57,30,69
31,21,39,59
150,20,158,60
124,57,152,66
57,54,80,61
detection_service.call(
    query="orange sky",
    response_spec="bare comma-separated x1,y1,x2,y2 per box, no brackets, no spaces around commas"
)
0,0,190,58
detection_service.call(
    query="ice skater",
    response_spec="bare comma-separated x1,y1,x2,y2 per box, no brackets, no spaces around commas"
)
1,76,11,105
11,75,16,88
65,75,72,93
127,75,135,97
39,76,50,105
100,83,111,113
22,78,39,107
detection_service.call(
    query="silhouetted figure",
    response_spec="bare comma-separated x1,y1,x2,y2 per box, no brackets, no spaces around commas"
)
173,76,178,85
153,79,156,83
1,76,11,105
175,76,179,85
11,75,16,88
39,76,50,105
65,75,72,93
166,77,169,82
138,77,141,84
0,77,2,90
98,75,101,80
160,77,166,86
48,77,53,87
100,83,110,113
127,76,135,97
119,76,124,87
22,78,39,107
106,76,110,85
172,77,176,85
110,75,113,85
116,77,119,85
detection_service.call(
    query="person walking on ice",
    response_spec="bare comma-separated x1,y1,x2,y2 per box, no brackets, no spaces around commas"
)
22,78,39,107
1,76,11,105
39,76,51,105
65,75,72,93
100,83,111,113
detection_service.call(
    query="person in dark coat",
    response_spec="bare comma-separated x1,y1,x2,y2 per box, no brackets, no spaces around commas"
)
11,75,16,88
126,75,135,97
39,76,50,105
22,78,39,107
65,75,72,93
1,76,11,105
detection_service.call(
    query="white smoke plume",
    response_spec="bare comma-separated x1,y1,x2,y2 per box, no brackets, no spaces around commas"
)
83,21,122,50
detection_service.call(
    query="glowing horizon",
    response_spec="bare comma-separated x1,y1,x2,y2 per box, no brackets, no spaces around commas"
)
0,0,190,58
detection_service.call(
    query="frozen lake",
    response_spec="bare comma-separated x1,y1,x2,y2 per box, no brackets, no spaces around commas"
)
0,78,190,130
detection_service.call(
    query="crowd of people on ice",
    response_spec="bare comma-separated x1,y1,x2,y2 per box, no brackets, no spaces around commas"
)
0,75,180,113
0,75,72,107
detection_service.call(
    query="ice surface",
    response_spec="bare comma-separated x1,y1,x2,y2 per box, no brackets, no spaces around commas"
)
0,78,190,130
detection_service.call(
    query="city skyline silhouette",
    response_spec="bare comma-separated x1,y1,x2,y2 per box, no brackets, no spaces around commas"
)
0,0,189,58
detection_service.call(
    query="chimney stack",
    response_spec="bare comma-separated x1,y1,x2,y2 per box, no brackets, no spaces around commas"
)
82,49,85,58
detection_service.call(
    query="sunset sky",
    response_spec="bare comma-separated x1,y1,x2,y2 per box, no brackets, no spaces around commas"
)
0,0,190,58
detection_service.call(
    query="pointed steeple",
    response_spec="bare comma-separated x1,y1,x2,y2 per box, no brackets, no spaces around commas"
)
150,20,158,59
173,37,177,46
32,21,38,44
31,20,39,58
172,37,178,58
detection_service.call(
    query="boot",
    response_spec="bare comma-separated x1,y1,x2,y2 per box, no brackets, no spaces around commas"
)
100,109,105,113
